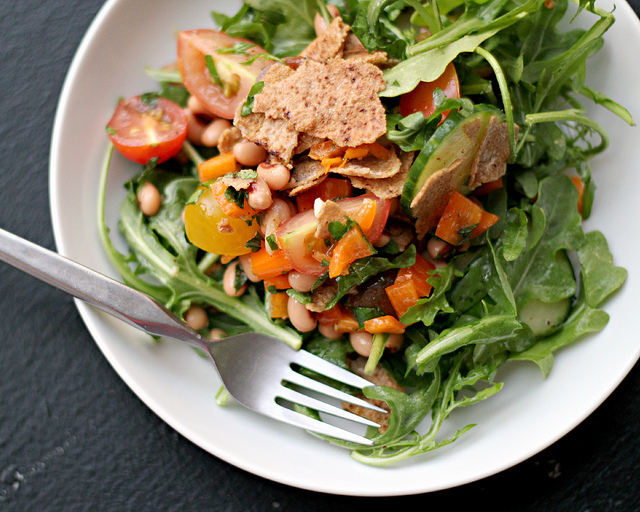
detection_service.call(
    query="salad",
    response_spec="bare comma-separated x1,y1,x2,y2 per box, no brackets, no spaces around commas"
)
100,0,632,466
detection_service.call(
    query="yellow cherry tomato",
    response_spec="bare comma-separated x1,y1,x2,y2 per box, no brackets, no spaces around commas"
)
184,186,258,256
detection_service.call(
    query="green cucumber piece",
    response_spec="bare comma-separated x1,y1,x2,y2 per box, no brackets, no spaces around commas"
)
400,105,503,214
519,297,572,337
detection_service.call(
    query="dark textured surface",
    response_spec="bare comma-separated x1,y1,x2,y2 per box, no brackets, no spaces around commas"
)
0,1,639,510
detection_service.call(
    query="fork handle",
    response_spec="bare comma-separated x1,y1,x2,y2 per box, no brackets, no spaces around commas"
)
0,227,202,347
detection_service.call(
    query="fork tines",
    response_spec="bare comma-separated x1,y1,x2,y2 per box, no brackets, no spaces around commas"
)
273,350,387,445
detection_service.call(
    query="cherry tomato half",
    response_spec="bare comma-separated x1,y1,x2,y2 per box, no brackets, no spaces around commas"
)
107,95,187,165
177,30,275,120
399,62,460,120
276,194,392,275
184,186,259,257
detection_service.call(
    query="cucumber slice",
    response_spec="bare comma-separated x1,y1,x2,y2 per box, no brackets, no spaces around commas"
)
400,105,504,219
519,297,572,337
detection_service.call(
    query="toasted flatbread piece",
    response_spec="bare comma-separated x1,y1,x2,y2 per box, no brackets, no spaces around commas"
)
299,17,350,63
287,157,328,195
348,150,414,198
252,58,386,148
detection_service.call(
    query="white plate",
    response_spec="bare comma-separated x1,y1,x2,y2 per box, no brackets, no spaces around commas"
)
49,0,640,496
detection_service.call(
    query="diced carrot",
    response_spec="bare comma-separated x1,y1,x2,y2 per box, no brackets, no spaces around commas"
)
395,253,436,298
473,177,504,196
385,278,419,318
571,176,584,215
210,179,256,218
267,292,289,319
263,273,292,290
249,246,293,280
321,156,343,171
435,191,484,246
343,147,369,160
363,142,392,160
470,210,499,239
198,152,238,183
295,178,353,212
364,315,406,334
351,198,377,235
317,304,359,333
309,141,391,162
328,227,374,278
308,140,345,160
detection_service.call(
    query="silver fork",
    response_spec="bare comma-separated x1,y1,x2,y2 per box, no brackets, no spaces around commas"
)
0,227,385,445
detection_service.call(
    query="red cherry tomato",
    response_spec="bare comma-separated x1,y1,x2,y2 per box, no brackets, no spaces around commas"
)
107,95,187,165
295,177,353,212
399,62,460,120
177,30,275,120
277,194,391,275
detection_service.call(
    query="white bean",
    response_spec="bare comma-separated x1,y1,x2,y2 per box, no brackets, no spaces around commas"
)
318,322,343,339
223,261,247,297
373,233,391,248
209,328,227,341
427,237,450,260
184,108,208,146
187,95,213,117
386,333,404,353
288,271,318,293
257,162,290,191
201,118,232,147
233,141,267,167
287,296,317,332
137,182,161,216
247,176,273,211
238,253,261,283
184,305,209,331
349,332,373,357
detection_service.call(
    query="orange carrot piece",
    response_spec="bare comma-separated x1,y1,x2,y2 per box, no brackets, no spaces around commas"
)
364,315,406,334
198,153,238,183
351,198,377,235
308,140,344,160
328,227,374,278
249,247,293,280
395,253,436,298
267,292,289,319
470,210,500,239
385,279,419,318
210,179,256,218
343,147,369,160
317,304,359,333
435,191,484,246
263,273,292,290
473,177,504,196
321,156,343,171
571,176,584,216
363,142,392,160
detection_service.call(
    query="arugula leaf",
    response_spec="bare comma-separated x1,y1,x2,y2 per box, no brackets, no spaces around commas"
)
243,0,317,54
98,152,302,349
503,175,584,308
416,314,524,373
381,0,545,97
577,230,627,308
400,263,457,327
503,207,528,261
241,81,265,116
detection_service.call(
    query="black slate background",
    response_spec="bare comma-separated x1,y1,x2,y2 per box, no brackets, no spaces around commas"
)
0,1,639,510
